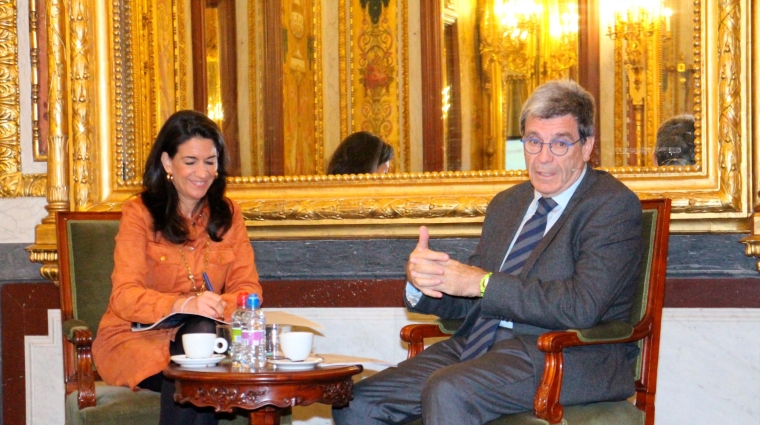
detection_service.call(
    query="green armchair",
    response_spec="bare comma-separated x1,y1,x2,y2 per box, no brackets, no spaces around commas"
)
400,198,671,425
57,211,254,425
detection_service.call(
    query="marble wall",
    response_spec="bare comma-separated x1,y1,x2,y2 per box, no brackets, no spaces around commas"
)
657,308,760,424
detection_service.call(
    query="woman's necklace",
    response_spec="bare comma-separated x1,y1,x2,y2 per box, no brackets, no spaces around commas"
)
178,237,210,295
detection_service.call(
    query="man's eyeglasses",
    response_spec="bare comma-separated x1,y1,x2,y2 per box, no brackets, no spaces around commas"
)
521,137,582,156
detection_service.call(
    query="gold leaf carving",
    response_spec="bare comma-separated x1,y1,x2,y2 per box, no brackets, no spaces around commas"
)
70,0,92,209
0,0,21,194
240,197,489,221
400,1,410,171
339,0,347,138
716,0,741,210
0,172,46,197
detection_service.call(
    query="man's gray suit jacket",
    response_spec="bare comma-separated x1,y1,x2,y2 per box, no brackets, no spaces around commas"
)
406,165,643,405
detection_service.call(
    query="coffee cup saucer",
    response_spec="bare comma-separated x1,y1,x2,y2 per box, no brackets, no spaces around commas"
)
171,354,225,368
268,356,323,370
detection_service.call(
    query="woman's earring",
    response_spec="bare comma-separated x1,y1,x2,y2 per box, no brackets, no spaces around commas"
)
166,173,173,181
215,171,219,179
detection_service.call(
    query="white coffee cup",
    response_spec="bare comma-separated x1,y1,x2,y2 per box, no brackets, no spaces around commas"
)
279,331,313,361
182,333,229,359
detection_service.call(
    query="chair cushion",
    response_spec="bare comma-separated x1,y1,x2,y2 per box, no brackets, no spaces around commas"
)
487,401,644,425
67,220,121,340
403,400,643,425
65,385,160,425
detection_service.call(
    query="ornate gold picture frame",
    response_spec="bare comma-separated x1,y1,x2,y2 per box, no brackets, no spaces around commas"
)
31,0,753,248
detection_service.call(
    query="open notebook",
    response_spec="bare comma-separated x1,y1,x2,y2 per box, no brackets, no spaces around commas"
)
132,310,324,332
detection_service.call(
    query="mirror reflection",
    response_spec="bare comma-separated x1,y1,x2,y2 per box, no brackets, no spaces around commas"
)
598,0,697,169
326,131,395,175
190,0,697,177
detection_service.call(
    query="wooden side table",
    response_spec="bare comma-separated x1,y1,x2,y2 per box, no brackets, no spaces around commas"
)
164,363,363,425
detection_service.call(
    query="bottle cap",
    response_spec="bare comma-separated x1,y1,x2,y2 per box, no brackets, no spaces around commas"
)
237,292,249,307
247,293,261,309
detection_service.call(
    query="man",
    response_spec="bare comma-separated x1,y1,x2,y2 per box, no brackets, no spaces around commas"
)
332,80,643,425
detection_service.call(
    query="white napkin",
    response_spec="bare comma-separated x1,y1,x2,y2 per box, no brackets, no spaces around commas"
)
318,353,394,367
264,310,325,329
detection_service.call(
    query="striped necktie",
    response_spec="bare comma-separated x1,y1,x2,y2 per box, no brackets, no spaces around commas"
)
460,197,558,361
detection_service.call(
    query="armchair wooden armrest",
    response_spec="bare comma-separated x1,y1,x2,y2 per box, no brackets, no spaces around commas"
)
400,324,449,359
400,319,463,358
63,318,97,409
535,318,649,424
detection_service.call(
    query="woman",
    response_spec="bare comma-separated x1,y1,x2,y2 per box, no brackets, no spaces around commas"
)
654,114,696,166
92,110,262,425
326,131,394,175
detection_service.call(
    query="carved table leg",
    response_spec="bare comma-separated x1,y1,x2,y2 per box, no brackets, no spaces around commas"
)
249,406,281,425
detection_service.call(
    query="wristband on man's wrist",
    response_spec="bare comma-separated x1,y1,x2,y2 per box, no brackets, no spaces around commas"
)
479,272,493,297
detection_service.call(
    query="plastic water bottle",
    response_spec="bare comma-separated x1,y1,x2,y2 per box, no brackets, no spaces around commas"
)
248,294,267,369
239,294,258,369
229,292,249,368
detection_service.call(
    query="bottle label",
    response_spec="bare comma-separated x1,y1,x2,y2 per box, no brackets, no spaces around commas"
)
231,328,242,343
252,329,265,346
241,330,253,347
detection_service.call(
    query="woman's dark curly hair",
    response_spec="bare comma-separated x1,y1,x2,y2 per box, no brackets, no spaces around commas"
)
326,131,394,175
141,110,232,244
655,114,696,166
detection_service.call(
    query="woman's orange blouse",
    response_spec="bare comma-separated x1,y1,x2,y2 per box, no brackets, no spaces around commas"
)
92,196,262,389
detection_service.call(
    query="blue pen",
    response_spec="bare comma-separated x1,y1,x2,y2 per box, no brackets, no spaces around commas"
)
202,272,214,293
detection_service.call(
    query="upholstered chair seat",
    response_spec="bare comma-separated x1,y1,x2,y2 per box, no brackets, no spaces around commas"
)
65,383,160,425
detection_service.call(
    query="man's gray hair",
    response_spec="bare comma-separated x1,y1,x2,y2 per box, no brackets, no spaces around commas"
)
519,80,595,142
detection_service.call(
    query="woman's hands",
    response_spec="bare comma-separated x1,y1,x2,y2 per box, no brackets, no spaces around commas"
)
173,291,227,318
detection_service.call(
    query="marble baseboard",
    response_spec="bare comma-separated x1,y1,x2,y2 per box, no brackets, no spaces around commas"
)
2,282,60,425
25,310,63,425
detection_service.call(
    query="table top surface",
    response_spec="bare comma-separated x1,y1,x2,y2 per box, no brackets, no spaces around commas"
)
164,360,364,419
164,361,364,383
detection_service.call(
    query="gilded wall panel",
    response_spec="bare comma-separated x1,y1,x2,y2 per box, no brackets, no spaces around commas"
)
282,0,317,175
155,0,179,120
0,0,45,198
344,0,409,172
69,0,94,210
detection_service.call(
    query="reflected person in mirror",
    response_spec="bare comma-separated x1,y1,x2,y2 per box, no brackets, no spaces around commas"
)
654,114,696,166
326,131,394,175
333,80,643,425
92,110,262,425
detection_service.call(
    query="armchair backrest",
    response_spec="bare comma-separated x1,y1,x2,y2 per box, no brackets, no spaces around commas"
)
629,199,671,415
57,211,122,394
